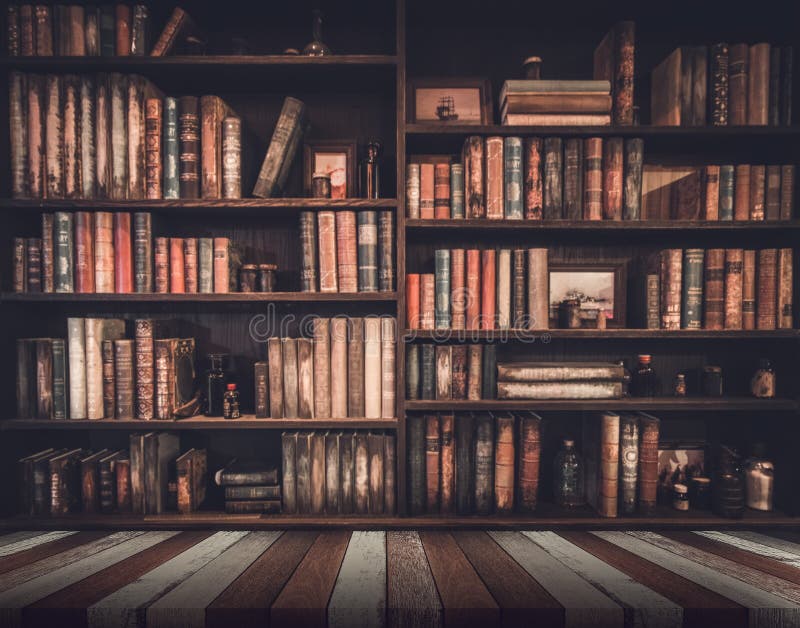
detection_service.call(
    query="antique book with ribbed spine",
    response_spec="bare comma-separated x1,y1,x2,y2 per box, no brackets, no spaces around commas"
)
408,415,425,515
348,318,365,417
34,6,53,55
724,249,744,329
44,74,63,198
497,248,511,329
282,338,299,419
704,166,720,220
169,238,185,293
463,136,485,218
41,214,54,292
433,162,450,219
178,95,200,198
212,237,229,293
67,319,86,419
79,75,96,198
623,138,643,220
61,75,82,196
154,237,168,293
465,250,481,330
778,248,793,329
267,337,283,418
583,137,603,220
102,340,115,418
563,138,583,220
474,414,494,516
602,137,623,220
254,361,268,418
176,448,207,514
144,97,162,199
183,238,198,293
435,346,452,400
317,211,338,292
74,212,95,293
337,433,353,514
200,95,232,199
357,210,378,292
94,212,114,293
325,432,341,514
481,249,496,330
19,5,32,56
280,433,297,514
619,415,639,516
87,319,124,419
766,165,781,220
297,338,314,419
162,97,179,198
527,248,548,329
681,249,704,329
719,165,735,220
299,211,318,292
660,249,682,330
9,72,27,198
438,413,454,514
127,75,150,199
198,237,212,293
486,136,504,219
114,339,134,420
330,318,348,418
253,96,306,198
450,163,465,219
757,248,777,329
750,165,766,220
364,317,381,418
543,137,563,219
336,211,358,293
154,339,176,420
449,249,466,330
13,238,25,293
502,137,522,219
221,116,241,199
379,210,394,292
25,238,41,293
82,449,109,514
449,345,467,400
421,344,435,400
434,249,450,329
594,21,635,125
312,318,331,419
597,412,620,517
703,249,725,330
420,274,435,330
425,415,440,513
111,74,129,197
494,415,515,515
733,164,751,220
380,317,395,419
133,212,152,292
710,43,729,125
406,345,420,400
637,412,660,515
517,412,541,513
406,273,420,328
34,339,53,419
455,414,474,515
113,213,133,293
94,74,111,198
7,6,19,56
419,163,434,219
354,432,369,514
406,163,420,218
27,74,44,198
742,249,757,330
99,450,123,514
748,43,770,125
524,137,543,220
512,249,526,328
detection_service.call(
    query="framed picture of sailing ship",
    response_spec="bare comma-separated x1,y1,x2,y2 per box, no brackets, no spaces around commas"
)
408,78,493,124
548,261,627,327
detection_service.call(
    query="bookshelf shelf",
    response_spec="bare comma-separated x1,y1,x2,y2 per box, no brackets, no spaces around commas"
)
404,329,800,341
404,398,799,412
0,292,398,304
0,417,399,431
405,219,800,232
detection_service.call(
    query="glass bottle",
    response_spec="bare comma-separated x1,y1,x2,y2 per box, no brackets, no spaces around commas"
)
615,359,631,397
204,353,227,416
302,9,331,56
360,140,381,198
223,383,240,419
553,439,584,508
673,373,686,397
751,359,776,398
632,354,657,397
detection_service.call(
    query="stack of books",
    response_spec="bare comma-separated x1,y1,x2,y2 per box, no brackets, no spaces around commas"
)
215,460,281,514
496,362,624,400
499,80,612,126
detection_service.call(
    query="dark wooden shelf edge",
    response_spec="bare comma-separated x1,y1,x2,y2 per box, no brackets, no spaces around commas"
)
0,54,399,68
406,219,800,230
406,123,800,137
1,417,399,430
404,329,800,340
0,292,397,303
0,198,399,210
404,398,799,411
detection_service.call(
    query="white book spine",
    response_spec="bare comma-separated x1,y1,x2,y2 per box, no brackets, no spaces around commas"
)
67,317,87,419
363,317,382,418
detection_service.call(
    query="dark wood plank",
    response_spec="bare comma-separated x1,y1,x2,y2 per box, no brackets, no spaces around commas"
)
407,219,800,232
418,531,499,628
560,531,746,628
0,417,399,431
386,531,442,628
0,532,108,576
23,531,212,628
0,292,397,304
206,531,317,628
406,329,800,341
452,531,562,628
270,530,350,628
405,398,799,412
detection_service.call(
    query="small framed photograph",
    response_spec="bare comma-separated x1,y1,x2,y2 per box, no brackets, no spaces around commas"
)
303,140,357,199
549,262,627,328
408,78,493,125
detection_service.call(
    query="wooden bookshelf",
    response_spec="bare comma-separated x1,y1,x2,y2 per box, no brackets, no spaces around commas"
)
0,292,397,304
406,219,800,232
405,329,800,340
404,398,800,412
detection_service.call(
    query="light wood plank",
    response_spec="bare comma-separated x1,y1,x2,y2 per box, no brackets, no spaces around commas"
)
0,531,76,556
0,532,51,549
328,531,386,628
522,531,681,628
146,531,281,628
694,531,800,567
386,531,442,628
724,531,800,557
0,531,111,577
87,531,248,628
490,531,622,628
596,531,800,627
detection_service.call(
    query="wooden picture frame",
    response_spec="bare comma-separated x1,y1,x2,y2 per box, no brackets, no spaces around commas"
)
548,261,627,328
303,140,357,199
407,77,493,125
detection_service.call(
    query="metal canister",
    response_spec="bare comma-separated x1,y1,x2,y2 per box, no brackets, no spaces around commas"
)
311,172,332,198
745,459,774,511
239,264,257,292
258,263,278,292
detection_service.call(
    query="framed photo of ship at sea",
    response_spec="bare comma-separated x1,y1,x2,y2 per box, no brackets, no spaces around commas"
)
408,77,493,124
549,261,627,328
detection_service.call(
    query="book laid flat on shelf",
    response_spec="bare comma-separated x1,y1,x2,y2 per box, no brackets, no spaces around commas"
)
496,362,624,399
498,79,612,125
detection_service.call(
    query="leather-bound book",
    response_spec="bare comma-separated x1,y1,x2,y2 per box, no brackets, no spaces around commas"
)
757,248,778,329
660,249,682,330
87,319,124,419
733,164,751,220
176,448,207,514
724,249,744,329
563,138,583,221
34,5,53,55
154,339,176,419
94,212,114,293
134,319,157,420
67,318,87,419
336,210,358,293
420,273,435,330
7,5,19,56
504,137,523,219
704,249,725,330
354,432,369,514
299,211,318,292
729,44,749,125
154,237,168,293
408,415,426,515
463,136,485,218
280,433,297,514
450,163,465,219
527,248,548,330
169,238,185,293
318,211,338,292
197,237,212,293
681,249,704,330
99,450,123,514
704,166,720,220
434,162,451,219
44,74,63,198
9,72,27,199
623,138,644,220
420,344,435,400
102,340,116,418
200,95,229,199
747,43,770,125
95,74,111,198
719,165,735,220
710,43,730,126
425,415,441,513
213,237,230,293
651,48,681,126
183,237,198,293
221,116,241,199
750,165,766,220
85,8,100,56
481,249,496,330
451,345,468,400
40,214,54,293
467,344,483,400
474,414,494,516
253,97,307,198
465,250,481,330
357,210,379,292
781,46,793,125
33,339,53,419
254,361,269,418
497,248,511,329
439,413,455,514
482,344,497,399
512,249,526,328
109,73,128,199
150,7,202,56
406,163,420,218
13,238,26,293
378,210,394,291
116,456,132,513
673,169,702,220
494,415,515,515
162,97,179,198
133,212,152,292
406,344,420,400
385,432,396,514
325,431,341,514
62,75,81,198
348,318,365,417
312,318,331,419
50,449,84,515
297,338,315,419
435,345,452,400
112,213,133,293
178,95,200,198
524,137,543,220
145,97,162,199
114,339,134,419
267,337,284,417
778,248,793,329
52,338,66,419
380,317,395,419
455,414,475,515
364,318,383,418
74,212,95,293
766,165,782,220
115,3,131,54
128,77,151,197
742,250,757,330
583,137,603,220
434,249,451,329
637,412,660,515
543,137,563,219
19,5,33,56
769,48,781,126
602,137,623,220
77,450,102,515
296,432,312,513
340,433,355,514
80,75,96,198
406,273,420,328
517,412,541,513
26,74,44,198
450,249,466,329
485,136,504,219
282,338,299,418
594,22,635,125
619,415,639,516
330,318,348,417
419,162,434,219
599,412,620,517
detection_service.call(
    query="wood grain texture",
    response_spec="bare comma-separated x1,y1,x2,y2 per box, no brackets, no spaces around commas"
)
452,531,562,627
206,531,317,628
724,531,800,557
147,531,282,628
1,417,398,431
418,531,499,628
522,531,682,628
0,532,57,550
0,530,77,558
328,531,387,628
692,531,800,569
386,531,442,628
560,531,745,628
270,530,350,628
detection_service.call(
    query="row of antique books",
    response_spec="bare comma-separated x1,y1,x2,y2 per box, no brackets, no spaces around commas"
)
9,72,242,200
18,435,206,517
652,248,793,330
406,136,644,221
298,210,395,293
257,318,396,420
406,248,549,331
405,343,497,401
281,430,395,516
652,43,793,127
12,212,240,294
16,318,195,420
216,460,281,515
6,5,198,57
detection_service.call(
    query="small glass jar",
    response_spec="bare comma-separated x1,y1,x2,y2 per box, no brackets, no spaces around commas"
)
553,439,585,508
239,264,258,292
672,483,689,510
523,56,542,79
632,354,657,397
751,359,776,398
673,373,686,397
703,366,723,397
258,263,278,292
223,383,240,419
311,172,332,198
204,353,228,417
689,476,711,509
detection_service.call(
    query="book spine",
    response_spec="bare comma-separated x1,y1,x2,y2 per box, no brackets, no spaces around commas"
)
599,413,620,517
336,211,358,293
19,5,32,56
406,344,420,401
455,415,474,514
524,137,543,220
408,416,425,515
602,137,623,220
51,338,66,419
154,339,175,419
7,5,19,56
710,43,730,126
44,74,64,198
766,165,782,220
496,248,511,329
494,416,515,514
84,318,104,419
115,4,131,55
563,138,583,220
481,249,496,330
74,212,94,293
112,212,133,293
681,248,704,329
482,344,497,399
348,318,365,417
406,273,420,329
145,97,162,199
543,137,563,219
80,75,96,198
330,318,348,417
154,237,168,293
385,432,396,514
781,46,793,125
133,212,152,292
13,237,25,293
434,162,451,219
94,212,114,293
213,237,230,293
25,238,41,293
102,340,115,418
297,338,315,419
703,165,721,220
733,164,751,220
34,6,53,55
200,96,222,199
281,338,299,418
517,414,541,512
252,97,306,198
178,95,200,198
425,415,441,512
660,249,682,330
68,318,87,418
318,211,338,293
638,416,660,515
450,163,465,219
85,9,99,57
129,76,146,197
750,165,766,220
281,433,297,514
357,210,378,292
474,415,494,515
169,238,185,293
9,72,27,198
221,116,242,199
421,344,435,400
435,346,452,400
464,136,485,218
757,248,778,329
778,248,793,329
419,163,434,219
27,74,44,197
114,339,134,419
419,274,435,330
134,319,154,420
619,415,638,515
183,237,198,293
465,250,481,330
512,249,526,328
729,43,749,126
34,339,53,419
109,73,127,200
450,345,467,400
703,249,725,330
434,249,451,329
378,210,394,292
464,344,481,400
583,137,603,220
718,165,735,220
354,433,369,514
162,97,179,199
100,459,116,514
197,238,213,293
41,214,54,292
747,43,770,125
781,165,794,220
503,137,523,219
267,337,284,417
769,47,781,126
485,136,504,219
254,362,269,418
406,163,420,218
614,22,635,125
724,249,744,329
94,74,110,198
623,138,643,220
527,248,549,329
381,317,396,419
742,250,757,330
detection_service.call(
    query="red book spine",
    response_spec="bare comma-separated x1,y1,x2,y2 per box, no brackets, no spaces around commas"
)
419,274,435,330
419,163,434,220
450,249,466,330
154,237,169,293
113,212,133,293
74,211,95,293
184,237,198,293
213,237,230,293
94,211,115,293
524,138,543,220
485,137,504,219
406,273,420,329
481,249,496,329
335,211,358,293
466,249,481,330
169,237,185,293
434,163,450,219
115,4,131,56
602,137,623,220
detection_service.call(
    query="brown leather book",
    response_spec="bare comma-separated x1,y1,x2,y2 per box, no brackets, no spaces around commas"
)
169,238,185,293
747,43,770,125
450,249,466,330
19,5,33,56
704,165,720,220
432,414,453,515
335,210,358,293
200,95,232,199
113,213,133,293
183,238,198,293
267,337,284,418
154,237,169,293
297,338,314,419
781,165,794,220
110,73,128,199
348,318,365,417
25,238,42,293
583,137,603,220
733,164,751,220
602,137,623,220
729,43,749,125
778,248,793,329
62,75,81,198
467,344,483,400
494,415,515,515
282,338,299,418
599,412,620,517
178,95,200,198
145,97,162,199
34,5,53,55
134,320,155,420
463,136,485,218
254,362,268,418
44,74,63,198
749,165,766,220
434,162,450,219
9,72,27,199
94,212,114,293
95,74,111,199
115,4,131,55
703,249,725,330
74,212,95,293
310,431,325,515
451,345,468,400
517,412,541,513
367,432,385,515
419,162,434,220
26,74,44,198
102,340,115,418
354,432,369,514
527,248,548,330
79,75,96,198
380,317,395,419
114,339,134,420
419,274,435,330
651,49,681,126
742,250,757,329
150,7,201,56
313,318,331,419
724,249,744,329
524,137,543,219
637,412,660,515
330,318,348,418
80,449,108,514
115,457,132,513
485,136,504,219
213,237,229,293
126,76,145,199
481,249,496,330
596,22,635,125
672,169,702,220
660,249,682,329
13,238,25,293
41,214,54,292
425,415,441,513
406,273,420,328
222,116,242,199
317,211,338,292
466,250,481,330
765,165,781,221
512,249,526,327
757,248,778,329
435,346,452,400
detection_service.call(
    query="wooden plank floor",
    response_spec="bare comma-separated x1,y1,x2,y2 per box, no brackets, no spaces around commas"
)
2,529,800,626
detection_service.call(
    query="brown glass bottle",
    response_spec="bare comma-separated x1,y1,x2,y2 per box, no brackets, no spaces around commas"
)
632,354,657,397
